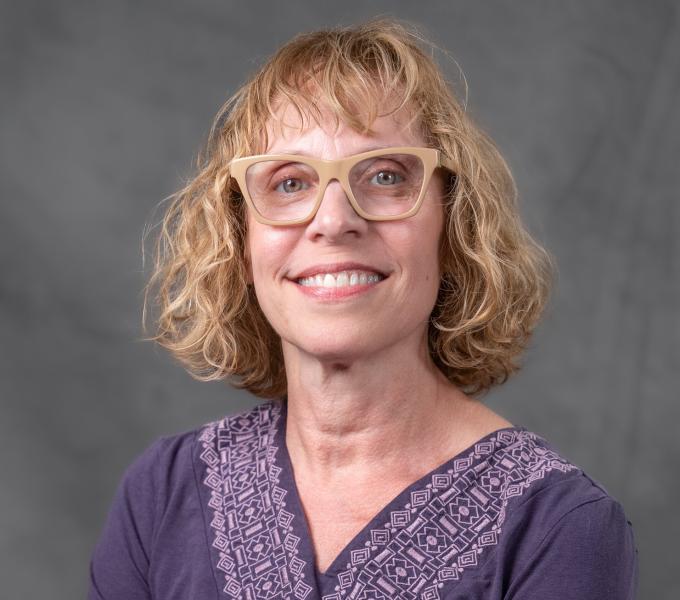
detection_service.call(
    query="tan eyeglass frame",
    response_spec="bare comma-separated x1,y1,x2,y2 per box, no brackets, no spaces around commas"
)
228,146,456,226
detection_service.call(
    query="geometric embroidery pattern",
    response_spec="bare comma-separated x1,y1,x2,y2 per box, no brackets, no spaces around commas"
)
198,403,306,599
198,401,578,599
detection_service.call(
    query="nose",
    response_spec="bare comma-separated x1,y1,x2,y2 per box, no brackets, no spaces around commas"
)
304,178,368,242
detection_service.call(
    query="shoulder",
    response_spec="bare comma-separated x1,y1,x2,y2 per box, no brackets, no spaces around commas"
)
491,427,604,511
100,423,204,544
89,401,281,598
490,427,634,540
493,427,626,518
122,400,280,493
133,401,280,467
481,427,639,598
89,421,209,598
103,401,279,528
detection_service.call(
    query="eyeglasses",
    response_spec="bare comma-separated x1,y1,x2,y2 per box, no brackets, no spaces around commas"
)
229,146,455,226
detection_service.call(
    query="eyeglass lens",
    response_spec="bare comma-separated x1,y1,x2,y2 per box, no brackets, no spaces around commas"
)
244,153,425,222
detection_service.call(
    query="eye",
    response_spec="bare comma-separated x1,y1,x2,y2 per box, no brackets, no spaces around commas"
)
275,178,307,193
370,170,404,185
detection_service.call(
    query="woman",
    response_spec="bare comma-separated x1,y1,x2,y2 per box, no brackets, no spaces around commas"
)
89,20,638,599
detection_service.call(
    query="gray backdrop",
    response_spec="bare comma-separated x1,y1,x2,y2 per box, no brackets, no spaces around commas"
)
1,1,678,598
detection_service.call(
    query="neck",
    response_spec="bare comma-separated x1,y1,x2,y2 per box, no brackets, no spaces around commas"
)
281,331,470,482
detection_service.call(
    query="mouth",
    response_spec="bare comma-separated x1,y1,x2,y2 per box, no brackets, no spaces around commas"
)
296,269,387,289
288,262,389,291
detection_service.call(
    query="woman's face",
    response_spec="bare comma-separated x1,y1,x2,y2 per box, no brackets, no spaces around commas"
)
245,102,446,365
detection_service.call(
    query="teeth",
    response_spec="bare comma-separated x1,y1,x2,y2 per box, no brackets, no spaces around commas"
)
297,270,385,288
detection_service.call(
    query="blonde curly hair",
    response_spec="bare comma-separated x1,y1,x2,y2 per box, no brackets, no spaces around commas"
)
144,18,555,399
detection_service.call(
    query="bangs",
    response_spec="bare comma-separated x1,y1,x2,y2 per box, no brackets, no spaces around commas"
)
241,21,430,152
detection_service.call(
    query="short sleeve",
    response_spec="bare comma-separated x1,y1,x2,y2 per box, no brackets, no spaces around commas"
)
504,496,639,599
88,439,164,600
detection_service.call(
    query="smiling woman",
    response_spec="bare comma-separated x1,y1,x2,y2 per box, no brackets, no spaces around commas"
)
88,19,638,600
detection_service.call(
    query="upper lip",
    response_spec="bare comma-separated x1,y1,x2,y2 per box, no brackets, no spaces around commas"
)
289,262,389,280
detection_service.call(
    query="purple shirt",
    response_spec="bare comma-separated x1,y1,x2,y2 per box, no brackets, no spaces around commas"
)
88,400,639,599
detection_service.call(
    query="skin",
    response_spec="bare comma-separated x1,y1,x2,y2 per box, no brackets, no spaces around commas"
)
245,101,512,573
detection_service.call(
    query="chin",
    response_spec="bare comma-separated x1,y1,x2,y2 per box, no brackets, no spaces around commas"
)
283,328,384,363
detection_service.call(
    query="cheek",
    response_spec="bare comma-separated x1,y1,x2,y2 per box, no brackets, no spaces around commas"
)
246,222,296,285
391,209,444,281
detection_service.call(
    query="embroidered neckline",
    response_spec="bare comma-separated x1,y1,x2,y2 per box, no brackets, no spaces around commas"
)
197,401,577,599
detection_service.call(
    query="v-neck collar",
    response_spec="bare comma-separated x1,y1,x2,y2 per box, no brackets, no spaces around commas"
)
272,399,527,588
196,400,577,600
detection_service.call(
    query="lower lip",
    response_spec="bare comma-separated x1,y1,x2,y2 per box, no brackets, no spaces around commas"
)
290,278,386,300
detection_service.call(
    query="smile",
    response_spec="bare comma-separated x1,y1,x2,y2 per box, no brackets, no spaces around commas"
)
296,270,386,288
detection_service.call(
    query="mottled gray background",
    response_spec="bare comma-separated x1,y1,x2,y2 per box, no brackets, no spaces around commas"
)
1,0,678,598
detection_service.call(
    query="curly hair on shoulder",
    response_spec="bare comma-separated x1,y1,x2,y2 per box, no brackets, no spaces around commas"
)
143,18,555,400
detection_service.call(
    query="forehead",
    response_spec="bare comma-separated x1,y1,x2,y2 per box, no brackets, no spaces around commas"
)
263,97,426,155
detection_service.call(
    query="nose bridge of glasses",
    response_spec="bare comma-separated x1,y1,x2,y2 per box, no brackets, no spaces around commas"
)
314,157,350,187
312,157,353,203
